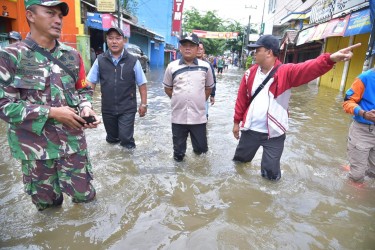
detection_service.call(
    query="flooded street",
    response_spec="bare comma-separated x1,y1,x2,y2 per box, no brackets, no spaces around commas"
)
0,66,374,249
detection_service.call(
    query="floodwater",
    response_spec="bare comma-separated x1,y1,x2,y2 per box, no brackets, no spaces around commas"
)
0,66,374,249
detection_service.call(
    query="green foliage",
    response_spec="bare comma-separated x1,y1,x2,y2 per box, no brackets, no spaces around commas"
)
182,8,247,56
246,55,253,69
123,0,138,15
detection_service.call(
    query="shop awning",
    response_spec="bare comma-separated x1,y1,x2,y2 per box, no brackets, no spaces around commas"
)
280,30,298,50
322,15,350,38
344,8,372,37
310,23,328,41
296,26,316,46
86,12,103,30
85,12,164,42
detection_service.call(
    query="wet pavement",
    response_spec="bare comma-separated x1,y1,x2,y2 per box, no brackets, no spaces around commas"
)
0,65,374,249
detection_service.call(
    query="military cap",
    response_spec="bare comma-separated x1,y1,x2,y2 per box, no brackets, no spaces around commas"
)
24,0,69,16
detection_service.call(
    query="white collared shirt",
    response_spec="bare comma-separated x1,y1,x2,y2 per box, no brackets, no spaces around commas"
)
245,66,274,133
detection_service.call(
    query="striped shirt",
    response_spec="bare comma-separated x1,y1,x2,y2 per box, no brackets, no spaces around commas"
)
163,58,214,124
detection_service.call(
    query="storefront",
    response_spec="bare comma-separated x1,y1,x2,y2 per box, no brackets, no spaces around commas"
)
284,1,373,91
85,11,165,68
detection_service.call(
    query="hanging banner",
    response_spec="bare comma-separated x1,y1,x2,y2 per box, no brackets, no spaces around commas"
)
322,15,350,38
333,0,368,15
296,26,316,46
310,0,335,24
192,30,239,39
172,0,184,36
344,8,371,37
310,23,328,41
101,14,131,37
96,0,116,12
86,12,103,30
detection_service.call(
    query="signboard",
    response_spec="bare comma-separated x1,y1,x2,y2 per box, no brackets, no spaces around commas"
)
86,13,131,37
0,0,18,19
192,30,239,39
310,0,335,24
333,0,368,15
172,0,184,35
96,0,116,13
344,8,371,37
321,15,350,38
310,23,328,41
102,14,131,37
296,26,316,46
86,12,103,30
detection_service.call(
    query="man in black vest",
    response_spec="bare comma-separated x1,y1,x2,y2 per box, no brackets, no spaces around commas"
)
87,27,148,149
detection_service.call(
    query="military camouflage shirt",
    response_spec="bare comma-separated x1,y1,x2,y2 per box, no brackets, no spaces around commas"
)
0,36,93,160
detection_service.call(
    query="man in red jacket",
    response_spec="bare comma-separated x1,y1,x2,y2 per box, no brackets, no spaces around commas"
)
233,35,360,181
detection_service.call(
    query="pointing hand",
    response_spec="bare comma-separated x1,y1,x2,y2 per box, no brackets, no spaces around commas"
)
330,43,361,62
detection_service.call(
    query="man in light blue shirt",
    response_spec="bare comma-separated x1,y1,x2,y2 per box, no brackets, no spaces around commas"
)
87,53,146,84
87,27,147,149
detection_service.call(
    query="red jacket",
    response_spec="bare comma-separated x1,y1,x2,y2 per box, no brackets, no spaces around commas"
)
234,53,335,138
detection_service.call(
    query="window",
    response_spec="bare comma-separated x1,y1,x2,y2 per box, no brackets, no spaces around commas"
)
269,0,276,13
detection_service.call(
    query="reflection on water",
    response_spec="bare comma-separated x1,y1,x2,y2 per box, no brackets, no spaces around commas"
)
0,66,374,249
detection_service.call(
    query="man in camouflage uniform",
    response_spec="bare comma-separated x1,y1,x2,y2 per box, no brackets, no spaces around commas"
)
0,0,100,210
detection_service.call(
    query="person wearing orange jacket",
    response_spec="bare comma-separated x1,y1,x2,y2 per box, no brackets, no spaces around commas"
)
343,67,375,183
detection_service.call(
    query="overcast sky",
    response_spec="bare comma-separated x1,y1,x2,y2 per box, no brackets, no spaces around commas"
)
183,0,266,26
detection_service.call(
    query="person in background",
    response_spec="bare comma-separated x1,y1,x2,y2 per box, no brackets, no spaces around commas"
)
213,56,217,69
343,66,375,183
90,47,96,66
217,56,224,75
8,31,22,44
96,47,103,56
163,34,214,162
87,27,147,149
0,0,100,211
197,41,216,118
224,57,229,71
233,34,360,181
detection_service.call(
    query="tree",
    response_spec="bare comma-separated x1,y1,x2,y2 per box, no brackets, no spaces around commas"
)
182,8,246,56
224,20,245,55
122,0,138,16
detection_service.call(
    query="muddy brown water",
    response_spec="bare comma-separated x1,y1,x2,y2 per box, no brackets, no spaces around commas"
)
0,66,374,249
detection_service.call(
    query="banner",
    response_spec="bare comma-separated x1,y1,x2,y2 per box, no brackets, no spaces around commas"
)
344,8,371,37
102,14,131,37
96,0,116,12
310,23,328,41
296,26,316,46
192,30,239,39
322,15,350,38
86,13,131,37
172,0,184,36
86,12,103,30
333,0,368,15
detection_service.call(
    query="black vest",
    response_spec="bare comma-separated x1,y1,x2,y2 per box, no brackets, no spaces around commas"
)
98,50,137,114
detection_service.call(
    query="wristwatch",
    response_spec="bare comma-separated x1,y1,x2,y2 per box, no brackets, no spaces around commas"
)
141,103,148,108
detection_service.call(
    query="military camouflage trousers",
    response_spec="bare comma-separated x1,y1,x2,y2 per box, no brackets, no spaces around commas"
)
21,151,96,211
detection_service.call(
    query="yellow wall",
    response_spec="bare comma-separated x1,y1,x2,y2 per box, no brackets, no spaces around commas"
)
320,36,349,89
75,0,84,35
343,33,370,91
320,34,369,91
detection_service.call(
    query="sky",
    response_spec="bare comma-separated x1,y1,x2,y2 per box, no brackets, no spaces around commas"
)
183,0,266,27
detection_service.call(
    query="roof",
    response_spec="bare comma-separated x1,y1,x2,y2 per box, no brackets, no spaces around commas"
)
280,30,298,49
